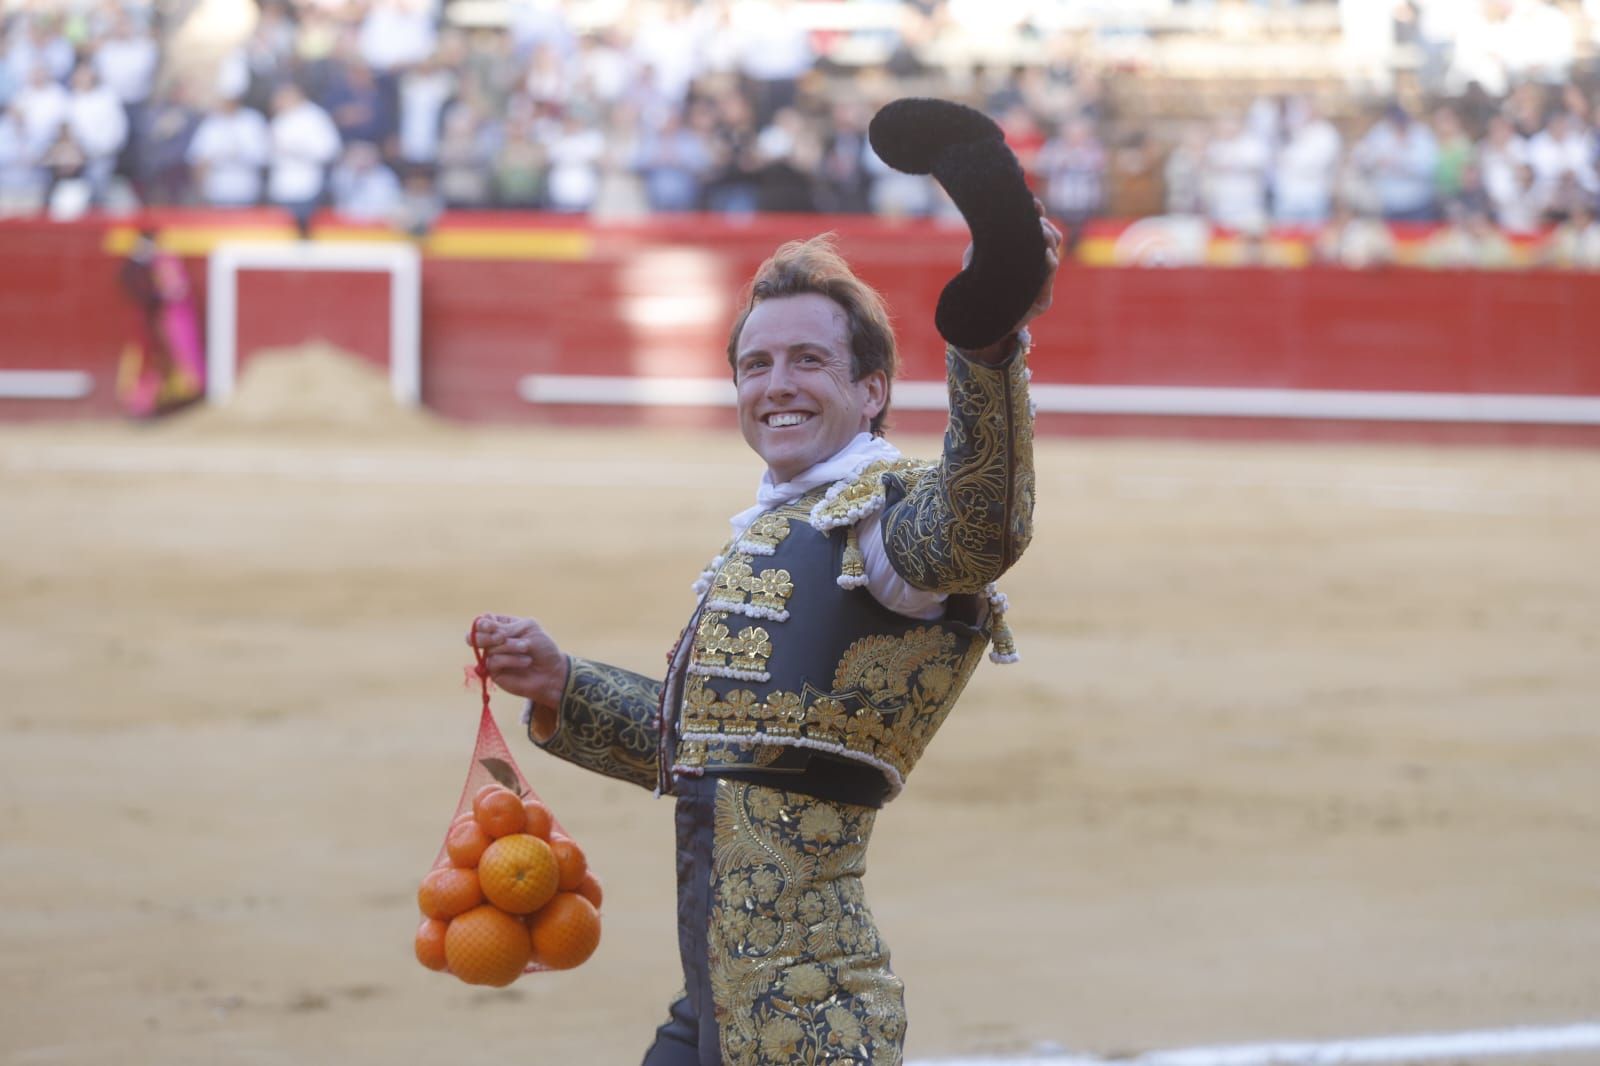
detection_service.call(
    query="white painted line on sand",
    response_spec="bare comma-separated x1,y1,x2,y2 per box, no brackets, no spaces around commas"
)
518,374,1600,426
910,1022,1600,1066
0,370,94,400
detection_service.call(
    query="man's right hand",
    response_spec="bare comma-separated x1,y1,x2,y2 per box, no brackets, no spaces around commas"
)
468,613,568,710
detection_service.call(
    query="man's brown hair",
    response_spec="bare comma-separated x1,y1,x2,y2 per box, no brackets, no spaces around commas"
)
726,235,897,434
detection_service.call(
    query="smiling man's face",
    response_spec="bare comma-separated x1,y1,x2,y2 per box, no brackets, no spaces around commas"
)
734,292,887,484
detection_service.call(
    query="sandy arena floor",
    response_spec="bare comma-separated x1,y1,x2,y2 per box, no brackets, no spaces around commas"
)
2,392,1598,1064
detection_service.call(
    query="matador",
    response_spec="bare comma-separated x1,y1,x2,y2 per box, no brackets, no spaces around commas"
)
475,103,1061,1065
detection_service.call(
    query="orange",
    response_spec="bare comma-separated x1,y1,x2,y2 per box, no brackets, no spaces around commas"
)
474,787,527,838
418,866,482,920
446,819,492,868
478,834,559,914
415,917,448,972
549,836,588,892
522,798,553,840
575,870,604,911
529,892,602,970
445,904,532,986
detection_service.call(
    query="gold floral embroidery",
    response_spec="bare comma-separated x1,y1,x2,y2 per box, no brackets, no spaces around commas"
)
739,512,793,554
535,657,660,791
709,779,905,1065
833,626,960,706
693,613,775,677
882,345,1034,593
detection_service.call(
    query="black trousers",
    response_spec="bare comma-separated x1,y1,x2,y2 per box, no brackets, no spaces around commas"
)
641,775,721,1065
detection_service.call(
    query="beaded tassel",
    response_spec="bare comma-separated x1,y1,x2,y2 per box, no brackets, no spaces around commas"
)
986,584,1020,664
837,524,868,589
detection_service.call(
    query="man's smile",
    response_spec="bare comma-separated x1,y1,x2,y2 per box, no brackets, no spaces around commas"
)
764,412,814,428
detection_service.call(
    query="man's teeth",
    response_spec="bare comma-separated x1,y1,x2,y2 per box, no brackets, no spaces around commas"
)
767,413,811,427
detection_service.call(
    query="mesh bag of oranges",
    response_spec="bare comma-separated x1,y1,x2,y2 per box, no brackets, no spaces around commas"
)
413,632,603,986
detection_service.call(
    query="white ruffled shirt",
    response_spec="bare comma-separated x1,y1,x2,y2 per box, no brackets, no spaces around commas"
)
727,433,946,621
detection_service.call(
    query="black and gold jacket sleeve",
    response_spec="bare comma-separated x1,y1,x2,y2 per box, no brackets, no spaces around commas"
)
881,336,1035,593
528,656,661,791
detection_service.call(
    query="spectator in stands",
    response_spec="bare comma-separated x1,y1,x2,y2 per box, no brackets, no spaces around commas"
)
1541,192,1600,268
493,110,546,207
1036,116,1106,251
814,98,873,215
330,140,403,221
1431,105,1472,208
93,10,158,184
5,14,75,87
1479,113,1528,210
267,82,341,231
1272,96,1342,224
734,0,814,127
701,90,764,214
40,124,91,219
397,51,456,169
1203,113,1270,232
1314,199,1396,269
359,0,438,77
1106,130,1166,221
227,3,298,117
138,80,199,206
634,107,714,213
1163,126,1208,216
1423,200,1515,268
435,97,498,208
66,64,129,206
1527,110,1598,201
13,64,69,167
187,92,271,208
1494,162,1547,235
0,104,44,216
313,44,395,158
543,108,606,213
1354,103,1440,222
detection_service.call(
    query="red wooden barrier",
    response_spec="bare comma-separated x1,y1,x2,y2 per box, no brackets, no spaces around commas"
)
2,212,1597,444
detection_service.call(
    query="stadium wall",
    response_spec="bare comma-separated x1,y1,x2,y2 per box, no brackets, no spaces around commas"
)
3,212,1598,444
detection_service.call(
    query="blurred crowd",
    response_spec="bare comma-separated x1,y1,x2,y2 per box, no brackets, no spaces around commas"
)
1,0,1598,267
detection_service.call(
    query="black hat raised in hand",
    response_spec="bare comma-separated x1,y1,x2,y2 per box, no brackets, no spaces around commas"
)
868,98,1050,351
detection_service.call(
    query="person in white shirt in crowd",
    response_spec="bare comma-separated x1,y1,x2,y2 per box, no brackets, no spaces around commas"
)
92,12,159,111
734,0,814,125
542,108,606,212
66,64,128,204
1494,161,1548,235
1354,103,1441,222
1272,96,1342,224
1202,113,1270,232
5,15,75,87
1479,113,1529,207
0,104,46,215
1035,116,1106,250
268,83,341,227
359,0,438,76
1541,192,1600,268
330,139,403,221
13,64,69,166
186,93,271,207
397,52,456,168
1526,110,1598,200
1163,126,1208,216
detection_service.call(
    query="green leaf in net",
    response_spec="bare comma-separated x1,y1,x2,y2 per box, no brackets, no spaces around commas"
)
479,757,525,796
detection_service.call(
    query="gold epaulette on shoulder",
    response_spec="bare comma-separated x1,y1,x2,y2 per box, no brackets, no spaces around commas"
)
808,458,931,532
810,458,932,591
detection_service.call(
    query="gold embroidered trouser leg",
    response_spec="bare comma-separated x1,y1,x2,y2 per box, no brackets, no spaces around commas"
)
706,777,906,1065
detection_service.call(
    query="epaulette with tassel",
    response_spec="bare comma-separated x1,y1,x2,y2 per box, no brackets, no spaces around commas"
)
985,583,1019,664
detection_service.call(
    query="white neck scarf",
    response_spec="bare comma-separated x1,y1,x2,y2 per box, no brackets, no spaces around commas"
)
728,432,901,539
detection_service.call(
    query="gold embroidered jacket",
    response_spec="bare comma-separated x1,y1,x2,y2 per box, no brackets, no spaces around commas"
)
533,342,1034,800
